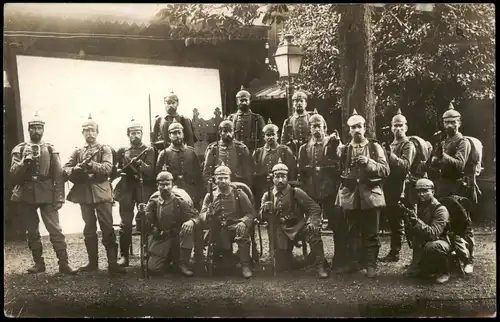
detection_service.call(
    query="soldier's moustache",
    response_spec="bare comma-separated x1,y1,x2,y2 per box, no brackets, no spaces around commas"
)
30,133,42,142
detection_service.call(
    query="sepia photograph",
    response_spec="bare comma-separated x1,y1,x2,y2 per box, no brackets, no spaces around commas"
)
3,3,496,318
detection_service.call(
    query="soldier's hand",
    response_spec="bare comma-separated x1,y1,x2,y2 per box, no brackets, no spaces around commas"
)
138,203,147,212
135,159,146,167
307,223,320,234
180,220,195,237
235,222,247,236
262,201,273,213
53,202,63,211
74,164,84,172
355,155,369,165
22,146,33,158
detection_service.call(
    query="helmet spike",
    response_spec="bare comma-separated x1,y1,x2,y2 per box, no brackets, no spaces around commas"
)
352,109,358,116
396,108,402,115
267,118,272,124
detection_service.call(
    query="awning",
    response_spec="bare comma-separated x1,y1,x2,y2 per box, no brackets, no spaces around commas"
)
253,83,311,101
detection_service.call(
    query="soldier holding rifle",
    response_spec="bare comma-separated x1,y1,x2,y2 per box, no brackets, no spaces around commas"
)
10,112,77,275
63,114,126,274
260,159,328,278
281,90,313,156
113,118,156,267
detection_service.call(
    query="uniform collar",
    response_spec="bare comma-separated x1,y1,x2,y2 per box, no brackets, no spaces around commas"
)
264,143,278,151
349,137,369,148
273,185,290,197
292,112,308,119
130,143,147,150
158,193,174,205
219,140,233,147
84,142,100,148
214,186,233,199
164,113,179,119
445,132,463,142
311,136,326,145
236,109,251,116
169,143,186,152
392,136,408,145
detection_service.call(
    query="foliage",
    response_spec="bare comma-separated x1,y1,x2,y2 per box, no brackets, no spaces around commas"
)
279,4,496,121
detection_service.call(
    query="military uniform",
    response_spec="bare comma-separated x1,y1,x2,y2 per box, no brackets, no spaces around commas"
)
145,189,201,275
336,110,390,275
157,144,203,206
63,115,125,274
227,110,265,153
10,112,76,274
281,91,313,155
381,109,416,261
203,139,253,189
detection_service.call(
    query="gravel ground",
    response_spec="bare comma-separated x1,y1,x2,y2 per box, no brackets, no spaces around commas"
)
4,231,496,318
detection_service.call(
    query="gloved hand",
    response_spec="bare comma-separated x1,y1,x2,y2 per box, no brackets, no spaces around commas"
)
306,223,320,234
261,201,273,213
180,220,195,237
235,222,247,236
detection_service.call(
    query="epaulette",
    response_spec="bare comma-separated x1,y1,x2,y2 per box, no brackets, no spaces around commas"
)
185,145,196,151
12,142,28,154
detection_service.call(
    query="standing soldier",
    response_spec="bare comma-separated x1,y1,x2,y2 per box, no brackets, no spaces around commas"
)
140,171,201,276
336,110,390,278
253,119,297,208
203,120,253,189
114,118,156,267
297,114,343,270
281,90,313,156
63,114,126,274
430,103,475,275
379,109,416,263
151,90,197,150
157,121,203,208
227,86,266,154
10,112,77,275
200,164,256,279
260,160,328,278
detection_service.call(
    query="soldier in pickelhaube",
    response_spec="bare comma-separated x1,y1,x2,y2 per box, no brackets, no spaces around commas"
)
139,171,201,276
379,109,417,263
10,112,78,275
297,113,343,269
203,119,253,190
227,86,266,153
260,159,328,278
151,90,197,150
63,114,126,274
252,118,297,209
200,163,256,279
157,120,203,208
281,90,314,155
429,102,475,275
114,118,156,267
335,109,390,278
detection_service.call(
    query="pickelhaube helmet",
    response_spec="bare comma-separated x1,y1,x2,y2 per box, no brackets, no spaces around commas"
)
292,90,308,100
263,118,278,133
156,171,174,183
442,101,461,120
28,111,45,127
82,113,98,130
347,109,366,126
236,85,251,99
214,161,232,176
127,117,143,131
164,89,179,102
271,157,288,174
219,120,234,130
391,108,407,125
168,120,184,132
415,178,435,190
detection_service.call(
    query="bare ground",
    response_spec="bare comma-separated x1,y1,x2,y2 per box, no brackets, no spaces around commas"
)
4,231,497,318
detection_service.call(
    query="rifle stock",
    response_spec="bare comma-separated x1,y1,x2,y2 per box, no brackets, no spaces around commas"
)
267,175,277,276
206,177,216,276
138,172,149,279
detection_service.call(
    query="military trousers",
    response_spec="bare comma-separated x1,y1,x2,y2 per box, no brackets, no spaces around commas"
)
117,185,149,256
20,203,68,253
345,208,381,269
80,202,118,249
208,222,252,265
383,204,405,255
408,240,451,276
147,232,195,273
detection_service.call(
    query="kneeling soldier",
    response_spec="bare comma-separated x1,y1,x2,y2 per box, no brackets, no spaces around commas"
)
261,159,328,278
402,178,452,284
200,163,256,279
141,171,201,276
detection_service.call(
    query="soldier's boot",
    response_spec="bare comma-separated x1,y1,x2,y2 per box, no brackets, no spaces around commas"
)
117,232,131,267
106,245,127,274
311,242,328,279
275,250,289,272
55,249,78,275
79,240,99,272
27,249,46,274
238,244,253,279
178,248,194,277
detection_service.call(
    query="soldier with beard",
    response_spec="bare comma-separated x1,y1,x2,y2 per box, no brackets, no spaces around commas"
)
281,90,313,156
379,109,416,263
63,114,126,274
114,118,156,267
151,90,197,150
203,120,253,189
252,120,297,209
227,86,266,154
156,121,203,208
10,112,78,275
298,114,344,270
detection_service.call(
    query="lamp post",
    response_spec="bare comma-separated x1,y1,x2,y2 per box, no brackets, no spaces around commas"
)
273,34,304,116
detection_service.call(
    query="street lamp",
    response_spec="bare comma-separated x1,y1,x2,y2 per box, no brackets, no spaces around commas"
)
273,34,304,116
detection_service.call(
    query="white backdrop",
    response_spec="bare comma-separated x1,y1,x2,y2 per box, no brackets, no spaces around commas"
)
16,55,223,235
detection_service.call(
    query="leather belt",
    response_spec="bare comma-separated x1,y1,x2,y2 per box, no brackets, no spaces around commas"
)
26,175,50,182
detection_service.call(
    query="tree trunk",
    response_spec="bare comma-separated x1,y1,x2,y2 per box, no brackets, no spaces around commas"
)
338,4,376,140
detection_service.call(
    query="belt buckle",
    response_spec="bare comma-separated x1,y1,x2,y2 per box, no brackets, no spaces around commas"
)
32,175,38,181
178,175,184,180
315,166,321,172
88,174,95,179
356,178,360,183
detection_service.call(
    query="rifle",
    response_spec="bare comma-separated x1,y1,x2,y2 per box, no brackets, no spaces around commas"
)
148,93,157,174
205,176,216,276
250,117,262,262
120,147,150,176
69,148,101,184
138,171,149,279
266,174,277,276
398,176,413,249
380,125,392,154
424,130,446,178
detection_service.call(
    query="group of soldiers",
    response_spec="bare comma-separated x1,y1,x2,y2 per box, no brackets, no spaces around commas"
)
10,86,479,284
